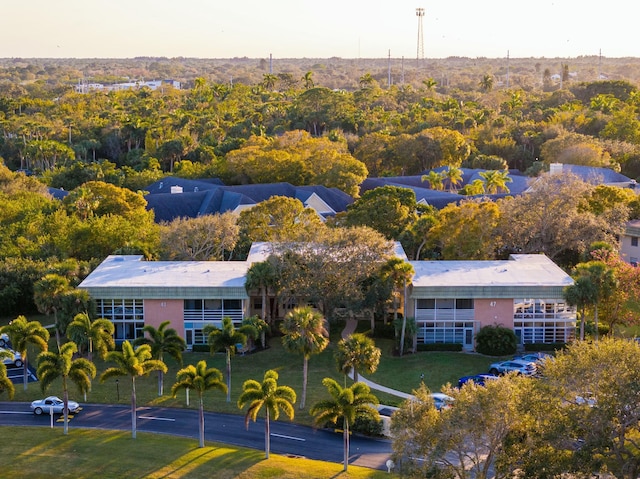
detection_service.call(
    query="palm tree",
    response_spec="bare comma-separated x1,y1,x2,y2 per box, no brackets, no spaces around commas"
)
421,170,445,191
443,166,464,192
261,73,278,91
66,312,115,362
100,341,167,438
564,276,597,340
574,261,617,340
1,316,49,391
479,169,513,194
33,273,70,347
245,261,277,327
479,74,494,92
171,360,226,447
422,77,438,90
381,258,415,356
301,71,314,89
334,333,381,382
242,315,269,350
0,354,15,400
310,378,379,472
205,317,257,403
280,306,329,409
237,369,296,459
134,321,186,396
37,341,96,435
359,72,375,89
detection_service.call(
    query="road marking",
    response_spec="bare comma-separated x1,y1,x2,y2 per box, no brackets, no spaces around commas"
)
138,416,176,422
270,433,305,442
0,411,33,415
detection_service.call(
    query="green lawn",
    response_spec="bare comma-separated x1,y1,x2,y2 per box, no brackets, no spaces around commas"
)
0,427,392,479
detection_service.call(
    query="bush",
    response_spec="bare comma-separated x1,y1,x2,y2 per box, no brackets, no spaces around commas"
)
416,343,463,352
191,344,210,353
475,325,517,356
352,415,384,437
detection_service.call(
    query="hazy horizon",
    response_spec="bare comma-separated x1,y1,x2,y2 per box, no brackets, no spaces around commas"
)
2,0,635,60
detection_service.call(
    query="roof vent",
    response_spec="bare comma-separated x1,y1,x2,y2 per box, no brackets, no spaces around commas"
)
170,186,183,194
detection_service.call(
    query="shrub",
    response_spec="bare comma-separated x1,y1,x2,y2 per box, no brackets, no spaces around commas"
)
352,415,384,437
191,344,210,353
475,325,517,356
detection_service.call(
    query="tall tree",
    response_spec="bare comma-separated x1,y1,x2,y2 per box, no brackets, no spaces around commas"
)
245,261,277,325
205,317,257,403
334,333,381,382
36,341,96,435
171,360,227,448
1,316,49,391
280,306,329,409
33,273,70,347
66,312,115,362
380,258,415,356
100,341,167,438
159,212,239,261
542,338,640,479
134,321,186,396
310,378,379,472
563,276,597,340
237,369,297,459
443,165,464,192
573,261,617,340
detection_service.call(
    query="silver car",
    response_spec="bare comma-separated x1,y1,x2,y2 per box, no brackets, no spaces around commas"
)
488,359,537,376
0,333,9,348
31,396,80,415
0,347,22,368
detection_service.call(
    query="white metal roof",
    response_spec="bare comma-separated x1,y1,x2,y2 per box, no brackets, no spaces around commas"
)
79,255,250,289
410,254,572,288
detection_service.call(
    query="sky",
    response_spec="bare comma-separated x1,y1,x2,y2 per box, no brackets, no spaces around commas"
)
1,0,637,59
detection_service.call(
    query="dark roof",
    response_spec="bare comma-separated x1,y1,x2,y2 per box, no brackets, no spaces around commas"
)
144,176,224,195
143,179,354,223
559,164,631,184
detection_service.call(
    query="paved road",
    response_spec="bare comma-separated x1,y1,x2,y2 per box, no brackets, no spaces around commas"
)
0,402,393,470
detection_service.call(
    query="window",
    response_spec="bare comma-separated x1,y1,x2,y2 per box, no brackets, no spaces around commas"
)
416,299,435,310
632,237,638,247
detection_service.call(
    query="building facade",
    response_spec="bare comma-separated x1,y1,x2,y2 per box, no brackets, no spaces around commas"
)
79,247,576,351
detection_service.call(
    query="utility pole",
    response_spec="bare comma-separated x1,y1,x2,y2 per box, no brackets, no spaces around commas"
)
416,7,425,68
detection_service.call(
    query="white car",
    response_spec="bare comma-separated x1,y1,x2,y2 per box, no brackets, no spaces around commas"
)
488,359,537,376
0,347,22,368
31,396,80,415
431,392,454,410
0,333,9,348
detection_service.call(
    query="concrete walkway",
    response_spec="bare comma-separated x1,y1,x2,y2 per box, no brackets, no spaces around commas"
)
341,318,415,400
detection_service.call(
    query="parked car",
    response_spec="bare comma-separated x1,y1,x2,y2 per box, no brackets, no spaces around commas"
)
431,392,454,410
31,396,80,415
0,333,9,348
488,359,537,376
457,373,498,388
514,352,552,364
0,347,22,368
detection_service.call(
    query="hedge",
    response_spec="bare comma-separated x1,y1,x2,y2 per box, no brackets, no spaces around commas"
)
416,343,463,352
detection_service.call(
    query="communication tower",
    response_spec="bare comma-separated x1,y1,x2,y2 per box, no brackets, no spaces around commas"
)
416,7,425,66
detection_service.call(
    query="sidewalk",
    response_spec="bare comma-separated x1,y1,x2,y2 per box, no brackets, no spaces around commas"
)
341,318,415,401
